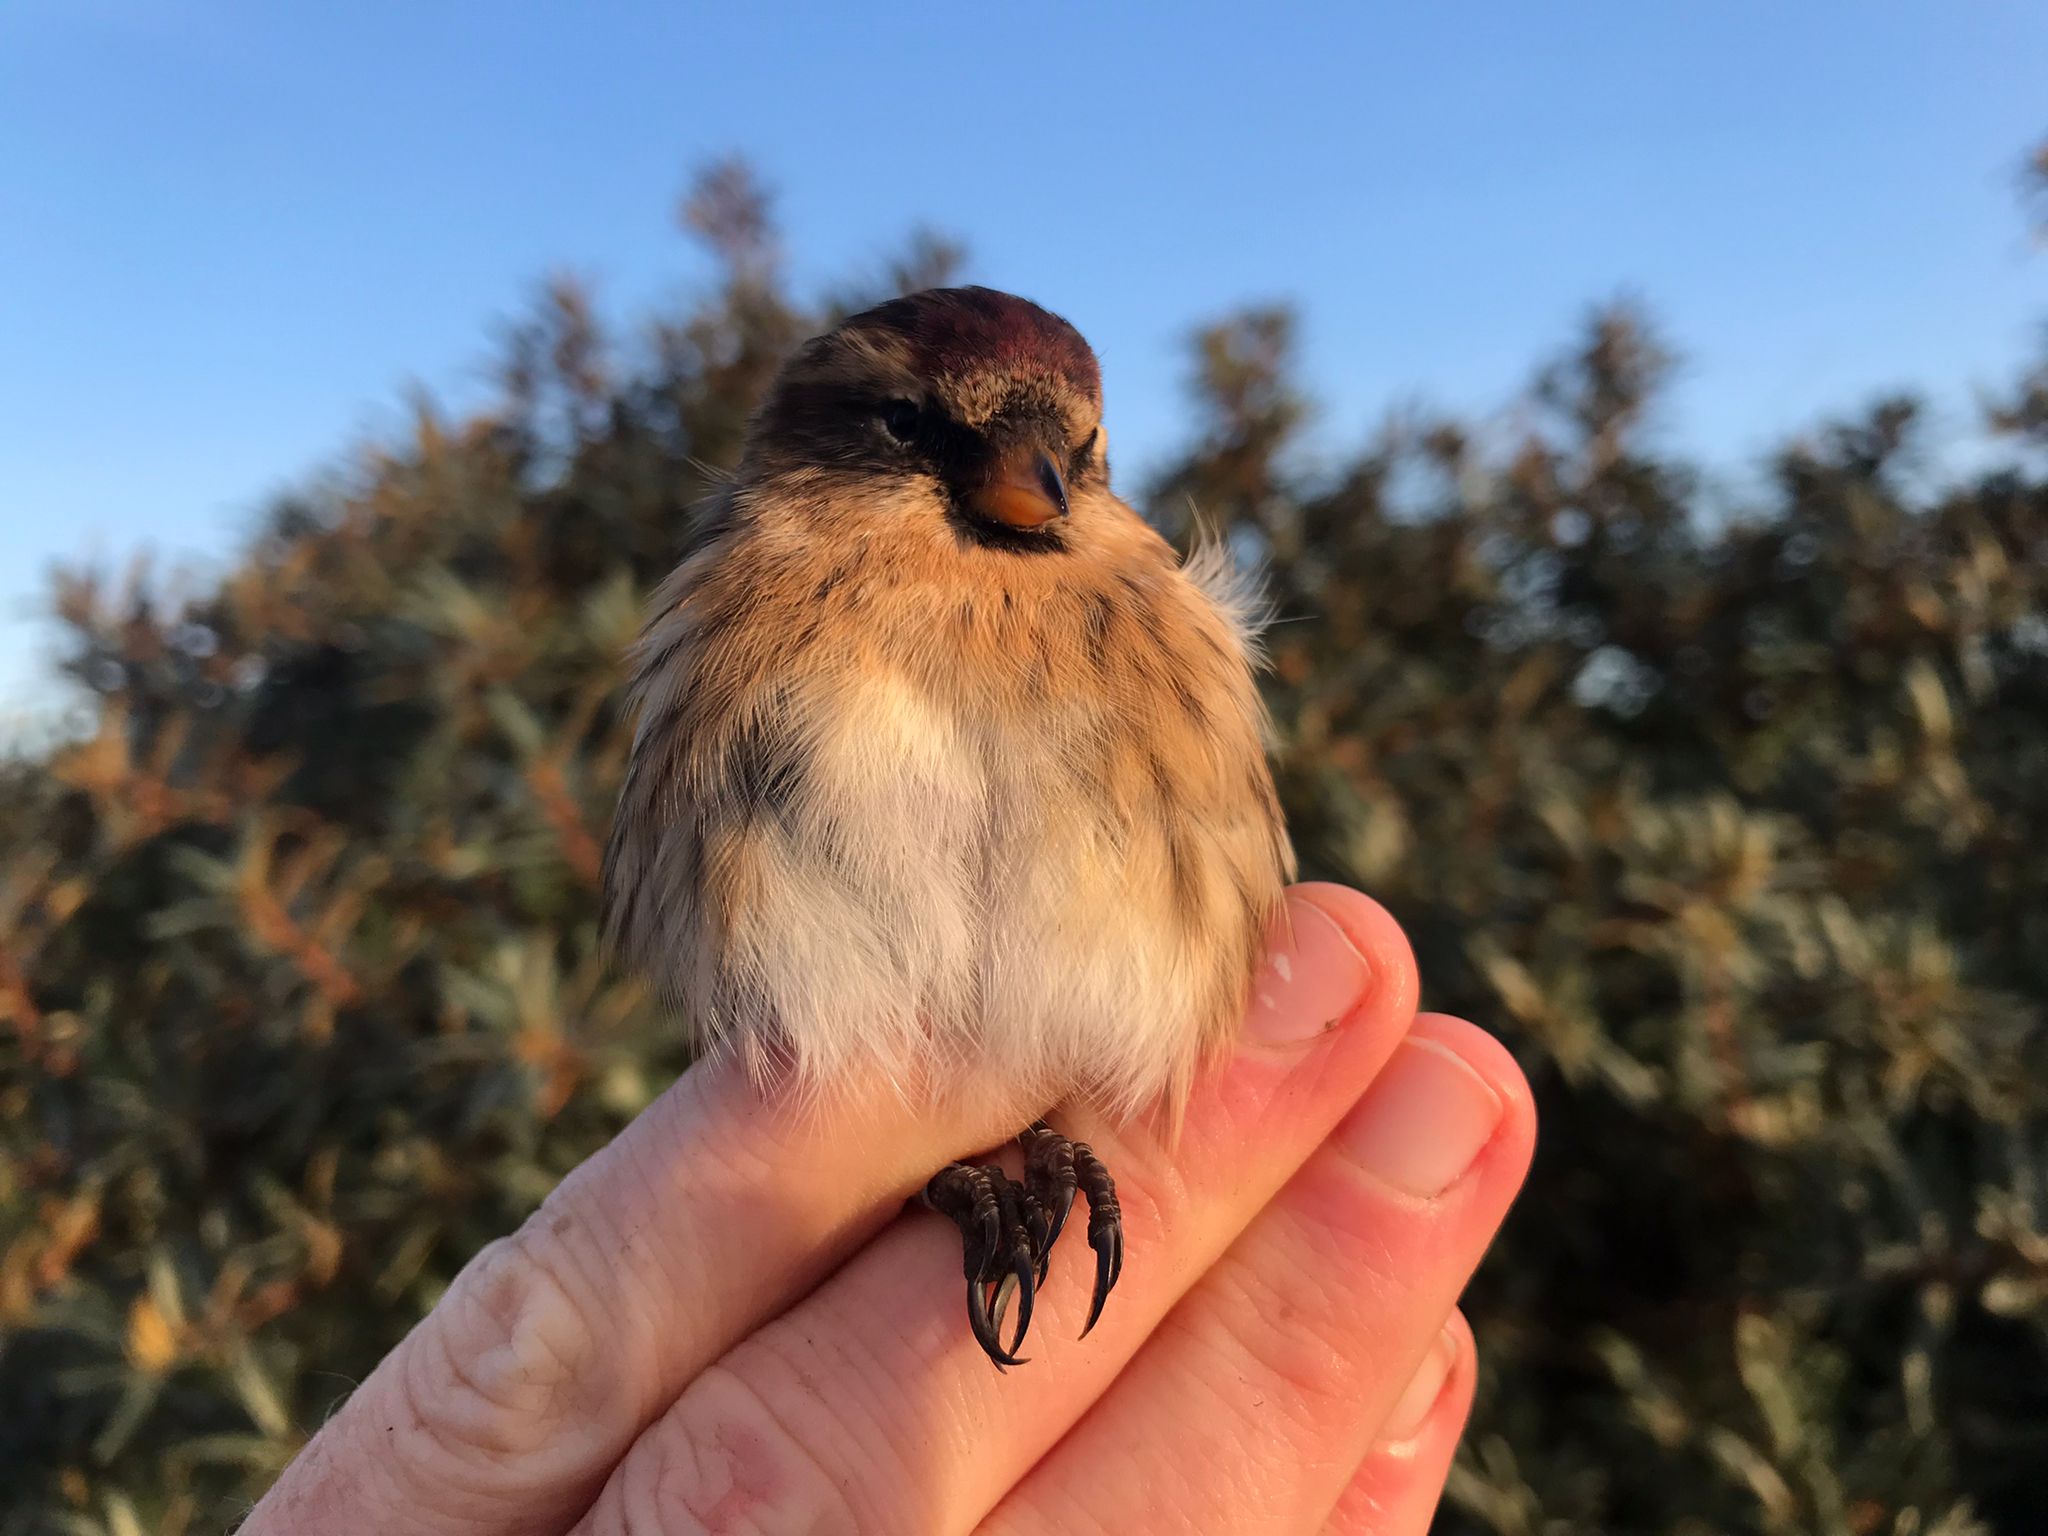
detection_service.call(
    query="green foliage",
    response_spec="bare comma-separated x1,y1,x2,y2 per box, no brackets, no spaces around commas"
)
4,159,2046,1534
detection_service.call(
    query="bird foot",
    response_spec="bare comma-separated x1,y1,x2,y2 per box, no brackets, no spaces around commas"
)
921,1120,1124,1369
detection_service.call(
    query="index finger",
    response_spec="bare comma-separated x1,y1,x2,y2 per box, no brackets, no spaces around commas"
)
243,1055,1032,1536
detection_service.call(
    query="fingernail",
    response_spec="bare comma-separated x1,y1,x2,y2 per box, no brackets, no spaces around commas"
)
1339,1036,1502,1196
1382,1323,1459,1443
1244,895,1373,1044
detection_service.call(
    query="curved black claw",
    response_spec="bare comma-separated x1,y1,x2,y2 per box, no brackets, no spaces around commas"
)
1083,1223,1124,1336
927,1161,1041,1368
987,1246,1038,1361
1073,1140,1124,1337
990,1174,1040,1358
967,1275,1028,1369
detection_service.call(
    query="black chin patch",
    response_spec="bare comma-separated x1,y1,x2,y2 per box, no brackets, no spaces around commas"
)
944,498,1069,556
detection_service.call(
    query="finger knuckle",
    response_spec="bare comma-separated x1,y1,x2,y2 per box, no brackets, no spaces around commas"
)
401,1224,616,1471
1281,1179,1409,1301
1238,1281,1365,1421
622,1364,862,1536
1168,1220,1401,1429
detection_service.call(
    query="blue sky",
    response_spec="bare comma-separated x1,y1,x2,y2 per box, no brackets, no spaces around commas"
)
2,1,2043,731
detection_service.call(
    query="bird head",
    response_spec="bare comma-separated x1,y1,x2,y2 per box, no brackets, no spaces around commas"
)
741,286,1109,554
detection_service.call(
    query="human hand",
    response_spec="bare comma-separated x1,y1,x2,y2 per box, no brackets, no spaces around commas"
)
245,885,1535,1534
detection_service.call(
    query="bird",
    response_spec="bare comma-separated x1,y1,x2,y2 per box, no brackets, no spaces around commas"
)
601,285,1295,1368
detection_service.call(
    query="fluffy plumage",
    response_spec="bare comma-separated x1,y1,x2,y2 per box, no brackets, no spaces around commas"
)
603,287,1294,1120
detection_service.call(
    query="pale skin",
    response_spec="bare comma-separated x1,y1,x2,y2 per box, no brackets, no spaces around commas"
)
245,885,1537,1535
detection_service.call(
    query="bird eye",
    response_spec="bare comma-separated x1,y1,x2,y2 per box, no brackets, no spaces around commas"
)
882,400,922,442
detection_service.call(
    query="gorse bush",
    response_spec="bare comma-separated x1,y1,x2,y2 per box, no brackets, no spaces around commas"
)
3,160,2046,1535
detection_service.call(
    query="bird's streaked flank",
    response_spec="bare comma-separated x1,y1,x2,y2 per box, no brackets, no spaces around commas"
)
603,286,1294,1366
